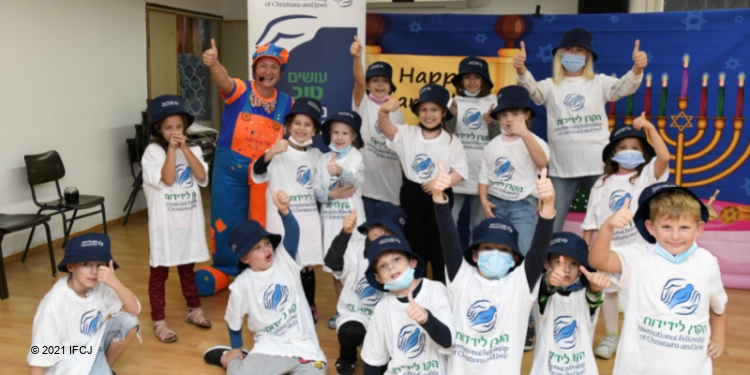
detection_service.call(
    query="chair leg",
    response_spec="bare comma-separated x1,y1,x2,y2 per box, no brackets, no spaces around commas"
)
22,226,37,263
0,237,9,299
101,203,108,235
123,173,142,226
42,222,57,277
61,210,71,249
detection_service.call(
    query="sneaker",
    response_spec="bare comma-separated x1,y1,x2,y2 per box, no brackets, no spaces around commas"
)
203,346,230,368
310,306,319,327
328,314,339,330
594,334,619,359
524,324,535,351
335,358,356,375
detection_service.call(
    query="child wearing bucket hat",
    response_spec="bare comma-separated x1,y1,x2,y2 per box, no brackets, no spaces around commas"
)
446,56,501,240
360,234,454,375
349,36,406,216
252,97,326,325
581,112,670,359
200,39,294,296
431,160,556,374
203,189,327,374
513,28,649,234
589,182,727,374
530,232,611,375
142,95,212,343
322,202,406,374
377,83,468,283
29,233,140,374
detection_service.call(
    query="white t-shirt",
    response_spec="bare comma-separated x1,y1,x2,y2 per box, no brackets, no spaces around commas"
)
28,278,129,374
314,149,367,263
252,146,323,267
611,243,728,375
582,159,668,247
445,261,537,375
479,134,549,201
449,95,497,195
224,244,326,362
362,279,454,375
517,70,643,178
333,239,384,330
530,288,599,375
141,144,210,267
355,96,405,204
387,124,468,185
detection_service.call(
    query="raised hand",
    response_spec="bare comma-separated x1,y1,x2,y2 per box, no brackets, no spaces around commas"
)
350,35,362,58
483,103,495,124
203,38,218,67
537,168,554,206
605,198,634,230
580,266,611,291
168,132,184,150
96,260,119,287
504,115,530,137
342,209,357,234
379,95,401,114
632,40,648,70
406,290,428,324
547,255,567,287
513,41,527,73
327,153,341,176
270,188,291,215
431,161,452,197
632,111,653,131
267,135,289,158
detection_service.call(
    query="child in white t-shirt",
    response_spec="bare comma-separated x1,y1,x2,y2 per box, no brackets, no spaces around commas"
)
582,113,670,359
350,36,404,216
530,232,611,375
589,182,728,374
203,189,327,374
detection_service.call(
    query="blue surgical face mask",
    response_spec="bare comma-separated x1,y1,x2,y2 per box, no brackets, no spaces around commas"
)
463,88,481,97
477,250,515,279
384,266,415,291
612,149,646,170
328,143,352,157
654,242,698,264
561,53,586,73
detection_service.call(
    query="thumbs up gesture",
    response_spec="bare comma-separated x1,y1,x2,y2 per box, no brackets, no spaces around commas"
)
513,41,527,74
580,266,611,292
270,188,291,215
406,290,428,324
203,38,218,67
96,260,118,287
350,35,362,58
379,94,400,114
632,40,648,73
547,255,568,287
342,209,357,234
604,197,634,230
327,153,342,176
632,111,654,132
483,103,495,124
537,168,556,218
429,161,452,199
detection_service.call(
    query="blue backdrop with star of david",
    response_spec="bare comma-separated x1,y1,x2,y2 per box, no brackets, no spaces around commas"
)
370,9,750,205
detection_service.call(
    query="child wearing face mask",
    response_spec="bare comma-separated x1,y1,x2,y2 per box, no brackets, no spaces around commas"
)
513,28,648,234
581,112,669,359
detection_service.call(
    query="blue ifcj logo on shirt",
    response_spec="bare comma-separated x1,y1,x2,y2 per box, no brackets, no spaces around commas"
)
328,175,340,191
412,154,435,181
175,164,194,188
494,157,515,181
608,190,632,212
355,277,383,307
398,324,426,358
263,284,290,311
563,93,585,112
466,300,497,333
462,108,485,130
661,278,701,315
80,309,105,337
296,166,312,189
553,316,578,350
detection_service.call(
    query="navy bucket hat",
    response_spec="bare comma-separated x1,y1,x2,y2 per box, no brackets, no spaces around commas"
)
365,61,397,93
410,83,453,121
451,56,494,90
228,220,282,271
634,182,709,244
285,97,323,130
464,218,522,266
58,233,119,272
365,235,425,291
602,125,656,162
548,232,594,272
357,202,407,238
490,85,536,119
553,27,598,61
322,110,363,149
148,95,195,136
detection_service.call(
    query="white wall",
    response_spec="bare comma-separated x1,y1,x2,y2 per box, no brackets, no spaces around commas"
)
0,0,221,257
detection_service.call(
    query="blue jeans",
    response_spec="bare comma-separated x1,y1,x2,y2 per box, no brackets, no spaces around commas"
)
550,175,600,233
489,195,538,256
89,313,140,375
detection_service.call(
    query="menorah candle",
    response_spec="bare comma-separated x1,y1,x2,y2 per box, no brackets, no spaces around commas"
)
644,73,652,116
680,54,690,98
700,73,708,117
660,73,668,116
609,73,617,115
718,72,726,117
626,95,634,116
737,72,745,117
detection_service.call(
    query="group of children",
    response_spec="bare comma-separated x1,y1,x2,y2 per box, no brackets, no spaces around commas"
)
28,27,727,375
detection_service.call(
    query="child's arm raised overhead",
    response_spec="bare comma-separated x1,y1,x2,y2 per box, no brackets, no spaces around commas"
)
270,189,300,259
323,210,356,272
377,95,401,141
606,40,647,101
202,38,235,96
351,36,367,108
589,199,633,273
524,168,556,291
633,111,670,179
432,162,463,282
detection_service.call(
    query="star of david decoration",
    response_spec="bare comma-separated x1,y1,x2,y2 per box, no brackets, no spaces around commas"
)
670,111,694,131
